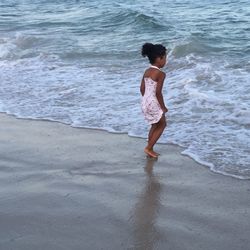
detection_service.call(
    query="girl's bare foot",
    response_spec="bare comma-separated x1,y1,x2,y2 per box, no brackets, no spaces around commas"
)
144,148,158,158
152,150,160,156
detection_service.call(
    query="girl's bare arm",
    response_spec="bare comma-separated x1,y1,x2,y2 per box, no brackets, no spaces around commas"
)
156,72,168,112
140,77,145,96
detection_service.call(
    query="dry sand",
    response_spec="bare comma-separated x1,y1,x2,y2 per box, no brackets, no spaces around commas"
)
0,113,249,250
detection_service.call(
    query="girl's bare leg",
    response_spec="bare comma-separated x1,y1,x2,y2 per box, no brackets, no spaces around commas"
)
145,124,158,157
148,124,160,155
148,124,156,142
145,115,166,157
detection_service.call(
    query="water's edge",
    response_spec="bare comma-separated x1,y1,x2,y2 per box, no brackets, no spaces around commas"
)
1,111,248,180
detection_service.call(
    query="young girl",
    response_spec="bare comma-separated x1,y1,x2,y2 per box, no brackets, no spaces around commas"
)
140,42,168,158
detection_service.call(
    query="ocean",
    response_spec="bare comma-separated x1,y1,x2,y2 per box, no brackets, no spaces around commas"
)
0,0,249,179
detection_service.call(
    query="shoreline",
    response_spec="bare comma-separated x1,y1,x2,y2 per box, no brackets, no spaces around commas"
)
1,112,250,250
1,111,248,180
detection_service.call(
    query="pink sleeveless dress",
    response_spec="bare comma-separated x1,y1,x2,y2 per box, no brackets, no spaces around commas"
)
141,68,163,124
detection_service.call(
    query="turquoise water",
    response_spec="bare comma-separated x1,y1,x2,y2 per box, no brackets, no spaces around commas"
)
0,0,250,179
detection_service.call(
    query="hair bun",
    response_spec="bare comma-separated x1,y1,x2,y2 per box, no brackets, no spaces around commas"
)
141,43,154,57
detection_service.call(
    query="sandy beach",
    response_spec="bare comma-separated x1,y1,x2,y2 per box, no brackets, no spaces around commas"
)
0,112,249,250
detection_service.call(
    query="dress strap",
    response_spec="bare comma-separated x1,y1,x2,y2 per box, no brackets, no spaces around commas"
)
150,65,161,71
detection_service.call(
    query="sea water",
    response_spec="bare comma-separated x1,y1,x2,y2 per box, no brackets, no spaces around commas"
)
0,0,249,179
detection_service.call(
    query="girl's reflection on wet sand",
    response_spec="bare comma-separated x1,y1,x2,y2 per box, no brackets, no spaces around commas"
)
130,158,162,250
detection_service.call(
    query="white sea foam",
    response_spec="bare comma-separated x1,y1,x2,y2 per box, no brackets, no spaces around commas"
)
0,39,17,59
1,46,249,179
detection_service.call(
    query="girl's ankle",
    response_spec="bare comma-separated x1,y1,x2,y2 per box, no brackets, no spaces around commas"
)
145,146,153,151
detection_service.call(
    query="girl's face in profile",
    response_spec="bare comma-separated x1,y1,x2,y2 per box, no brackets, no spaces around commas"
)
158,54,167,68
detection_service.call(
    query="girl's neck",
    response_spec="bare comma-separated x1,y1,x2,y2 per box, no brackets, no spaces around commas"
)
150,65,161,70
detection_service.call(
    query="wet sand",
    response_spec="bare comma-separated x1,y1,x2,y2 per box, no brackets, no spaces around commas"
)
0,113,249,250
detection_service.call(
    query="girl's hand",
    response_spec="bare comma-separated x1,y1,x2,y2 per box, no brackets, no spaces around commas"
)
163,107,168,113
